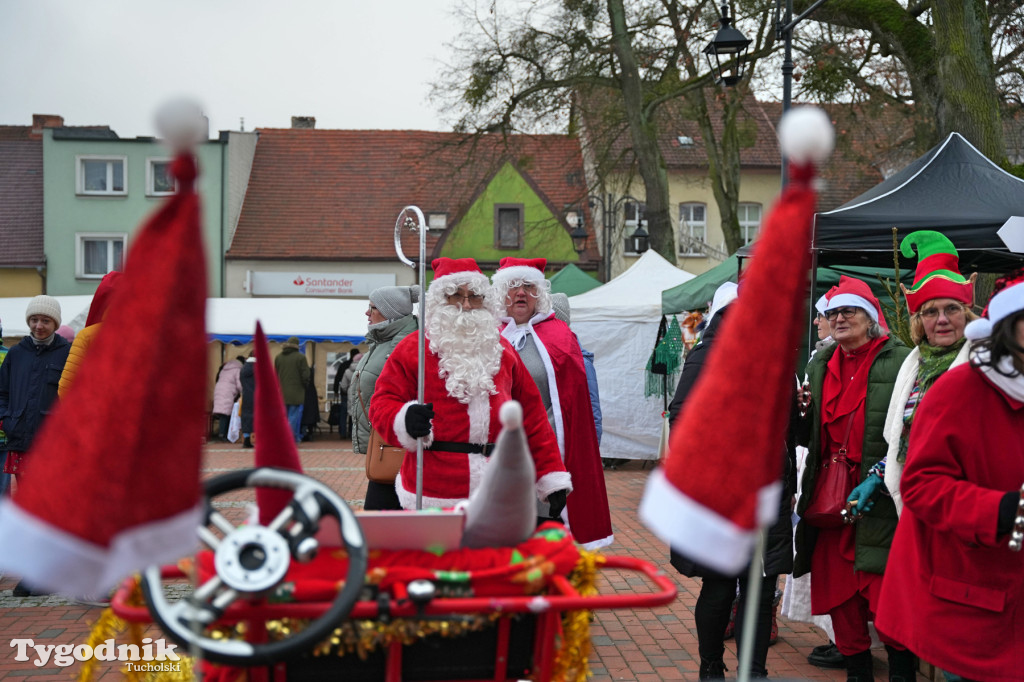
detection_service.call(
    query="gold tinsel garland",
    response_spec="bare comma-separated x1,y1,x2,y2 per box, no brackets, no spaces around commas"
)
551,548,603,682
78,582,193,682
80,548,603,680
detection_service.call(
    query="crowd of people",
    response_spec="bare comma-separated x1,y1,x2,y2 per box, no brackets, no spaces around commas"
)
1,223,1021,681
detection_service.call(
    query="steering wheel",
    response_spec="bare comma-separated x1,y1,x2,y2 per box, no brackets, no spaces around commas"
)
141,467,367,666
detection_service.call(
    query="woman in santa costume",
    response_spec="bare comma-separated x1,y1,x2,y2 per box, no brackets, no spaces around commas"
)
847,230,978,518
369,257,571,513
491,257,613,549
876,272,1024,682
793,276,914,681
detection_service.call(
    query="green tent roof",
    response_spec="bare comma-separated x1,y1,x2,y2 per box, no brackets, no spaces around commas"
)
549,263,602,297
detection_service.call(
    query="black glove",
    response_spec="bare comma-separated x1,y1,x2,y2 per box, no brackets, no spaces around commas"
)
547,489,568,519
405,402,434,438
997,490,1019,535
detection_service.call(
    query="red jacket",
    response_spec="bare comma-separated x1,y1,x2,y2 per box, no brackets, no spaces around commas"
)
876,363,1024,680
370,333,570,510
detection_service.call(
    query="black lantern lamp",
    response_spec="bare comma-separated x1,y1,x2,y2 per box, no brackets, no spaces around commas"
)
566,208,589,255
626,219,650,254
703,3,752,87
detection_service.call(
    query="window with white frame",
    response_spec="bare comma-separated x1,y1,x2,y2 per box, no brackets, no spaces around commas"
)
76,156,127,195
76,233,126,278
678,202,707,256
147,157,175,196
738,202,762,245
623,201,647,255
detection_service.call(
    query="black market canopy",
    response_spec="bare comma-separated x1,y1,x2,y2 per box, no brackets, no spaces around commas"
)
813,132,1024,273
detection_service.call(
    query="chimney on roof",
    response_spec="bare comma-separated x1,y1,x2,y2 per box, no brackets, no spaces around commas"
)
291,116,316,129
31,114,64,139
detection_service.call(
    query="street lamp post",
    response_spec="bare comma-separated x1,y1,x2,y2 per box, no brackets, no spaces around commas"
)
777,0,828,184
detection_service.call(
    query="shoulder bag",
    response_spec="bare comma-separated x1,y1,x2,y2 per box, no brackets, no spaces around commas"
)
802,415,859,529
357,381,405,484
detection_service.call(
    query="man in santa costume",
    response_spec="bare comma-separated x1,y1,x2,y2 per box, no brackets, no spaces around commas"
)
370,257,572,513
491,257,613,549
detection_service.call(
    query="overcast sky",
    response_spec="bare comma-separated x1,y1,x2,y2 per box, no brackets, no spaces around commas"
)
0,0,464,138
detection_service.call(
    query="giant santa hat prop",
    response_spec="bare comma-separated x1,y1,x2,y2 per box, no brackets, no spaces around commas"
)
0,101,210,598
639,107,834,573
251,322,306,525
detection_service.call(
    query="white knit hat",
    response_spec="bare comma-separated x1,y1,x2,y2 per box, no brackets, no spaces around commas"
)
25,295,61,327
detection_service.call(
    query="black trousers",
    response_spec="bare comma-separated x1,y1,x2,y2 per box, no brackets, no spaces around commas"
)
695,573,778,677
364,479,402,510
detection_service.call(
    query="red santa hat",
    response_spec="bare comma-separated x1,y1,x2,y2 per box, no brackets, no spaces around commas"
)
430,257,488,290
639,106,834,574
964,270,1024,340
491,257,548,289
252,322,305,524
822,275,889,330
0,100,209,598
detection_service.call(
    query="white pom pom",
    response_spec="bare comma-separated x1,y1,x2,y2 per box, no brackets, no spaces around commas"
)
499,400,523,430
964,318,992,341
778,106,834,165
155,98,208,152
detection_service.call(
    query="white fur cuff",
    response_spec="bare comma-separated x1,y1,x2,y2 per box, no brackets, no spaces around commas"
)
394,401,433,451
536,471,572,501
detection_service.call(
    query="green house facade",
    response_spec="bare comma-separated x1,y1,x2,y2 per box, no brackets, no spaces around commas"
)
42,128,235,297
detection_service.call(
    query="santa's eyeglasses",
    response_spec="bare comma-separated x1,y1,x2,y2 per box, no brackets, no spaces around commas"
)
447,293,485,307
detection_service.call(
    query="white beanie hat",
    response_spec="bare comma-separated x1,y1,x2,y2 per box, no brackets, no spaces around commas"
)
26,295,62,327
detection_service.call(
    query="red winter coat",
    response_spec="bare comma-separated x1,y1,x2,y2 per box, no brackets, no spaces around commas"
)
369,333,571,510
876,363,1024,680
501,314,613,548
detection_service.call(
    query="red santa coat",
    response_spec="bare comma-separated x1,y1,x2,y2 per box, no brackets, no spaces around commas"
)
370,332,571,510
501,313,613,548
876,363,1024,681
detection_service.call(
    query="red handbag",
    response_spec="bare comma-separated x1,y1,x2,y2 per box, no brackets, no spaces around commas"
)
802,418,859,529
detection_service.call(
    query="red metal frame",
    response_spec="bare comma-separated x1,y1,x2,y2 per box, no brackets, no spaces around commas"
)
112,556,676,681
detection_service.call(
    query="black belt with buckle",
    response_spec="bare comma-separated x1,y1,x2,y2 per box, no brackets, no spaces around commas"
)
426,441,497,456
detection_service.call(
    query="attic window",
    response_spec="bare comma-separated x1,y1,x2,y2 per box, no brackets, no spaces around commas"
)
427,212,448,231
676,135,695,147
494,204,524,249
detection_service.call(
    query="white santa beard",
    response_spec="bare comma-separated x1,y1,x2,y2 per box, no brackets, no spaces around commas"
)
426,306,503,433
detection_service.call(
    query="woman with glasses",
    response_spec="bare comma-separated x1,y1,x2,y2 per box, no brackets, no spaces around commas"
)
350,285,419,510
793,276,912,681
849,232,977,519
877,272,1024,682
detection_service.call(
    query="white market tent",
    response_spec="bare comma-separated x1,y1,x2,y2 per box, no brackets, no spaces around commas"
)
0,296,370,345
568,250,696,460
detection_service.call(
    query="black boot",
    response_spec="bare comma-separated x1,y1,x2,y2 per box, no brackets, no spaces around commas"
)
845,650,874,682
242,436,253,449
698,657,727,680
885,644,917,682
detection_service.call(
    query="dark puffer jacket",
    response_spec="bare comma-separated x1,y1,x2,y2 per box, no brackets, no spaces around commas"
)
667,307,797,579
0,335,71,452
793,336,910,577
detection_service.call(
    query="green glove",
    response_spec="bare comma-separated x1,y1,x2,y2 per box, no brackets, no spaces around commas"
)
847,474,885,516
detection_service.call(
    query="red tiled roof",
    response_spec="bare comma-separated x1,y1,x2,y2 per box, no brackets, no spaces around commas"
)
581,90,919,211
0,140,44,266
228,130,594,263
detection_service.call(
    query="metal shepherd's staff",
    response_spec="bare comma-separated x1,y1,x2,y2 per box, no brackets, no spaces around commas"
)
393,206,428,509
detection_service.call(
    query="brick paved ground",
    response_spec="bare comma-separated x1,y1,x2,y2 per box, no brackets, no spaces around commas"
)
0,436,911,680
